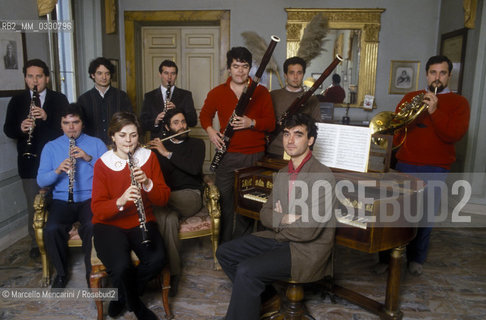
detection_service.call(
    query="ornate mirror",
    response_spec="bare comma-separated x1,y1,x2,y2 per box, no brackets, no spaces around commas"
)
286,8,385,107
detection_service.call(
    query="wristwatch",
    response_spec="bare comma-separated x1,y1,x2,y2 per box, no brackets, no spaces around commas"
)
250,119,255,129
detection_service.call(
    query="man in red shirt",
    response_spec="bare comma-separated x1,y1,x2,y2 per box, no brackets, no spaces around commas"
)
199,47,275,242
375,55,469,276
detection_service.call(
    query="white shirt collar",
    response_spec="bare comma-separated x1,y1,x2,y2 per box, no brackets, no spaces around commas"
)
31,89,47,107
100,147,151,171
160,85,174,101
95,85,110,98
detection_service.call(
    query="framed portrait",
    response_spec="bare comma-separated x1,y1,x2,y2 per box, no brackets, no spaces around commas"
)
0,32,27,97
440,28,467,94
109,59,119,88
388,60,420,94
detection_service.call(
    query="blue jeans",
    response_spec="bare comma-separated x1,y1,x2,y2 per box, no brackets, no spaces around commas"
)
396,162,448,264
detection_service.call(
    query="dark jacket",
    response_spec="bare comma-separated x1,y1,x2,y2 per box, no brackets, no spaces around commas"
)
77,87,133,145
254,155,336,282
4,88,69,178
140,86,197,139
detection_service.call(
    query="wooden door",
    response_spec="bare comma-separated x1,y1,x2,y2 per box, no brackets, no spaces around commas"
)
141,26,220,172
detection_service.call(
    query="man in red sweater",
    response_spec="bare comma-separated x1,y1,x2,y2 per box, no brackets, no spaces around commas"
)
199,47,275,242
375,55,470,276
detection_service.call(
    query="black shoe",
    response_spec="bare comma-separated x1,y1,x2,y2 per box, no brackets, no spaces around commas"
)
29,247,40,259
134,303,159,320
169,275,180,297
51,275,67,289
108,300,126,318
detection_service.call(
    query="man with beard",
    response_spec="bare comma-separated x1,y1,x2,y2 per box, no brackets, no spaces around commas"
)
148,108,205,296
77,57,133,145
374,55,470,276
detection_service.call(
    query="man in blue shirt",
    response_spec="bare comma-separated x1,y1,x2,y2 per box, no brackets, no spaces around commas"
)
37,103,107,288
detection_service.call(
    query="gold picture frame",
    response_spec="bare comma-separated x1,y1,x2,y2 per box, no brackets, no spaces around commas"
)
388,60,420,95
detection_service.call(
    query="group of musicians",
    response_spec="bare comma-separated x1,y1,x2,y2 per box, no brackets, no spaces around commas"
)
3,46,469,319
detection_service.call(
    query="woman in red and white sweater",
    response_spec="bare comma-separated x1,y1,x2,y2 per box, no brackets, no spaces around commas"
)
91,112,170,320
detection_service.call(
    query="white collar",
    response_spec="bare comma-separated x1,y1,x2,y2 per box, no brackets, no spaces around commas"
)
100,147,151,171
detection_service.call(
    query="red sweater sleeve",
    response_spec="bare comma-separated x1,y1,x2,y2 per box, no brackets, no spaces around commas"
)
145,152,171,207
429,93,470,143
199,88,219,130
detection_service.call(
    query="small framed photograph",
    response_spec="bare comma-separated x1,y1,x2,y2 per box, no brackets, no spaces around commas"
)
388,60,420,95
109,59,119,88
440,28,467,94
0,32,27,97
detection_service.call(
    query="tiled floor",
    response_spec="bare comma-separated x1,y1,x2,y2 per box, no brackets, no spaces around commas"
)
1,228,485,320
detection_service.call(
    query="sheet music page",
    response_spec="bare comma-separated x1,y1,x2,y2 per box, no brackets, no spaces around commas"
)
313,123,371,172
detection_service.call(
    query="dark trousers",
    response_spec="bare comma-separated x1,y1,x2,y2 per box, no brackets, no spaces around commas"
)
44,199,93,279
93,222,166,312
22,178,40,248
379,162,448,264
216,234,291,320
215,151,264,243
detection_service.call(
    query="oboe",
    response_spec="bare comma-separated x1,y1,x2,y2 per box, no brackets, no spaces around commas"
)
67,136,76,203
127,151,151,246
23,85,40,159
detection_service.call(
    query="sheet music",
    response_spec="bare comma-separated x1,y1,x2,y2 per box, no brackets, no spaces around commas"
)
313,123,371,172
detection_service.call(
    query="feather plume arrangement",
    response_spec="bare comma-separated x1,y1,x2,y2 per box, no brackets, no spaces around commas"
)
297,13,329,67
241,31,284,88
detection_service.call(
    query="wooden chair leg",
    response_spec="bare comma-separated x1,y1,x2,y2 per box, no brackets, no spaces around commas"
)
266,282,316,320
160,265,173,319
90,269,107,320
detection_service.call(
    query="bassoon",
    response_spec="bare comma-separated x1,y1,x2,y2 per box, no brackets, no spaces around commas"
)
266,54,343,146
210,35,280,171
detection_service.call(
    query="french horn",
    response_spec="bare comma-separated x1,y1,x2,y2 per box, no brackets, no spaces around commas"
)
369,86,438,149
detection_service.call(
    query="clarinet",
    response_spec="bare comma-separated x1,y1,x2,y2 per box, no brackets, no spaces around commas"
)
127,151,151,246
23,85,40,159
67,136,76,203
266,54,343,146
155,82,171,130
210,35,280,171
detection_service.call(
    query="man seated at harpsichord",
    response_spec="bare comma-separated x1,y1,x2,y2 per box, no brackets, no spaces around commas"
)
216,113,336,320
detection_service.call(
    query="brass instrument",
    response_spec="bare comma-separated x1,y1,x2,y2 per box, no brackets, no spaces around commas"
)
127,151,151,246
67,136,76,203
369,85,438,149
23,85,40,159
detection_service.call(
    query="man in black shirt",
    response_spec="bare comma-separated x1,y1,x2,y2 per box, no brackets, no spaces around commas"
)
77,57,133,145
149,108,205,296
